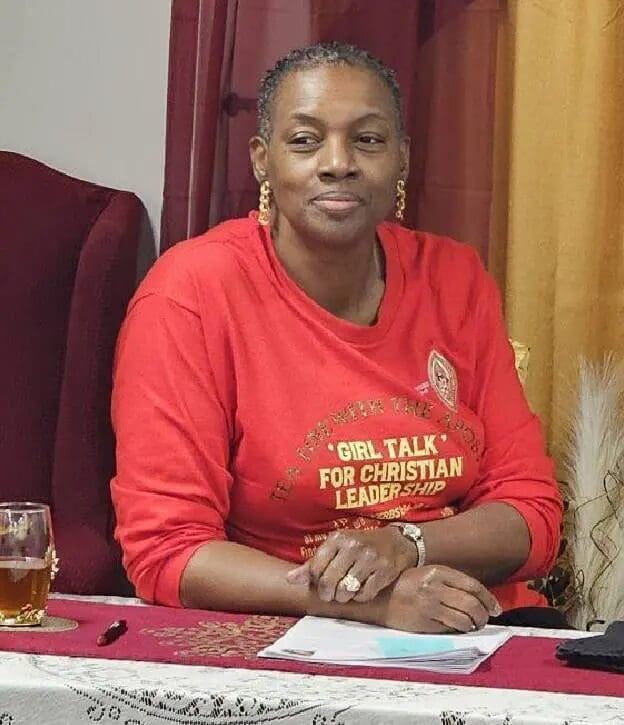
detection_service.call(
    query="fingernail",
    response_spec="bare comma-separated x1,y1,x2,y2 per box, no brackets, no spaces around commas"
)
493,601,503,617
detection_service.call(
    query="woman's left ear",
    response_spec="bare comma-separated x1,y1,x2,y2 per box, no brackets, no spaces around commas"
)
249,136,268,183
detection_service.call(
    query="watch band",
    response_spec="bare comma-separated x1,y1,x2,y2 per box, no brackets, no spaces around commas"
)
392,522,426,567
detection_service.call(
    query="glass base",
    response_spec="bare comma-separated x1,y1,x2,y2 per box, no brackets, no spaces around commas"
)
0,607,46,626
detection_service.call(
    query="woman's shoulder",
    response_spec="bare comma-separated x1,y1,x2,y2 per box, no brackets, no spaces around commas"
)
381,221,489,296
132,217,262,309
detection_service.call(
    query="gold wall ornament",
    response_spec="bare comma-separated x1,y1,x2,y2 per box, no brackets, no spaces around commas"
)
258,179,271,226
510,339,530,387
395,178,406,221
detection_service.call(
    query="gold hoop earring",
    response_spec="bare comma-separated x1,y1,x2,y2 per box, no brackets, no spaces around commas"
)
258,179,271,226
395,179,406,221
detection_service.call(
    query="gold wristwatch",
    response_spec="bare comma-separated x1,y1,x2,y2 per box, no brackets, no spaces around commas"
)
391,522,426,567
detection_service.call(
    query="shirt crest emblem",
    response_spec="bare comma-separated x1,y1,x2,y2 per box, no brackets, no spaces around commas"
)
428,349,458,411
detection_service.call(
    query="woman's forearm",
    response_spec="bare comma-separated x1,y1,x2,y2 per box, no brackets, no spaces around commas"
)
180,502,528,616
180,540,501,633
420,502,530,584
180,539,381,621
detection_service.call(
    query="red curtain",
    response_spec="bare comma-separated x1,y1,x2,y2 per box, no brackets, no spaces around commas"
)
161,0,501,262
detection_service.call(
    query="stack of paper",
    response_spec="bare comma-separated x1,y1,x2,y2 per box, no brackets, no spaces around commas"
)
258,616,511,674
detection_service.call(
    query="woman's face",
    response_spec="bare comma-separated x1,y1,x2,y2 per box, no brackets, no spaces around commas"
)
250,64,409,249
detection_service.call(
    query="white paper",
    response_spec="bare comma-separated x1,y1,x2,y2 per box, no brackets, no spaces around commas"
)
258,616,511,674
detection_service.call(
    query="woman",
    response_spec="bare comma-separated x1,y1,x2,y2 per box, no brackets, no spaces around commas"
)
111,43,562,633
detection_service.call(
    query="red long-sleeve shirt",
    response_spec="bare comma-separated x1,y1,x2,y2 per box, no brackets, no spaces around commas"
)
111,215,562,610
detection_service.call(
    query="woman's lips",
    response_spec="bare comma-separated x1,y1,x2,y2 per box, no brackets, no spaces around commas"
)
311,194,363,214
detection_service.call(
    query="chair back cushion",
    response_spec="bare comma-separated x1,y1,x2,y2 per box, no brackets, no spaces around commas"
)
0,152,113,503
0,152,140,594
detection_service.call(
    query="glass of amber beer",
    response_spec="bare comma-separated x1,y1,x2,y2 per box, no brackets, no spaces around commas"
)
0,502,57,626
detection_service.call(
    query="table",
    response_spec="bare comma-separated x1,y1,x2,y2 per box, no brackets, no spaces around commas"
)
0,596,621,725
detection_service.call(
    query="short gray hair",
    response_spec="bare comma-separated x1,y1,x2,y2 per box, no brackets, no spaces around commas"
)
256,41,404,140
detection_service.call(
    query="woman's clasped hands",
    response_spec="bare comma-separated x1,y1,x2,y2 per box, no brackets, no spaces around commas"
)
287,526,502,633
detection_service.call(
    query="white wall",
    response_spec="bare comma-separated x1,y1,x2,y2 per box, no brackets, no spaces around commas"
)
0,0,171,257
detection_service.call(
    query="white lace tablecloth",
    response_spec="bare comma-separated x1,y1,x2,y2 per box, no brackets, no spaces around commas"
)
0,596,620,725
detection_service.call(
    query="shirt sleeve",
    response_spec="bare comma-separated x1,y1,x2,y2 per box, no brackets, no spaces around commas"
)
110,293,233,606
459,268,563,582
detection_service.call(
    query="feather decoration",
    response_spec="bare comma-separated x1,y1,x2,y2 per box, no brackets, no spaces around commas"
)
561,355,624,629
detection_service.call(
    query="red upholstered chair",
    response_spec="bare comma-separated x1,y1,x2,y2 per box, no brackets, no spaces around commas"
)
0,151,141,595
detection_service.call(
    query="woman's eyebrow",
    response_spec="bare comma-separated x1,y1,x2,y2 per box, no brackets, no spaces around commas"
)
285,111,390,125
286,112,324,126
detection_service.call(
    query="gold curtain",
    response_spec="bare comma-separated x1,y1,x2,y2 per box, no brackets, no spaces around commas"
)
490,0,624,455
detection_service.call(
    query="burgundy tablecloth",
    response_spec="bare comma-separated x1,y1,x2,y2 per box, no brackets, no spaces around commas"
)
0,598,621,697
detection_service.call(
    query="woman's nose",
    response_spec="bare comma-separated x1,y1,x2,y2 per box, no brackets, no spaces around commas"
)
317,136,357,179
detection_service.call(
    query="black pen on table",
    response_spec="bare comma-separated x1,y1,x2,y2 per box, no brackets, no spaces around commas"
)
97,619,128,646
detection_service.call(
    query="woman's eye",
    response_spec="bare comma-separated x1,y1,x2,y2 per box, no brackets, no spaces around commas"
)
289,135,319,147
358,134,384,145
